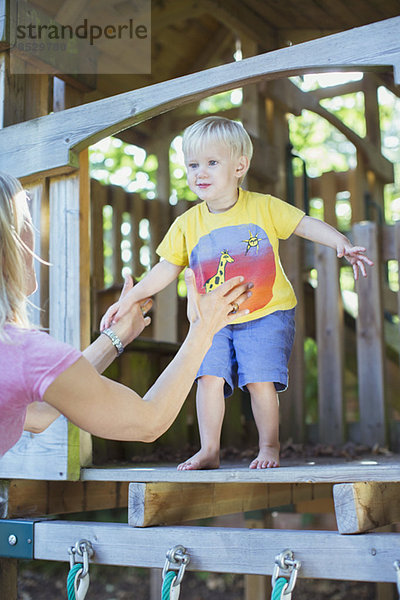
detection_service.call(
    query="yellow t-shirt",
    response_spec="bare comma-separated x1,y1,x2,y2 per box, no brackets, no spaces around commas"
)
156,188,305,324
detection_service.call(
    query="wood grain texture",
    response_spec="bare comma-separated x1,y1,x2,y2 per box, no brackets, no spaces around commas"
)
128,482,333,527
34,521,400,582
315,244,345,444
334,482,400,534
4,480,129,518
81,457,400,483
0,17,399,178
354,222,386,446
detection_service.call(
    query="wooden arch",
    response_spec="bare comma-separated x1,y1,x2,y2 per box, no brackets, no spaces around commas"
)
0,16,399,179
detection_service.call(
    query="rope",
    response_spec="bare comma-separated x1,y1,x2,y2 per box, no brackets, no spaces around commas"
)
271,577,289,600
67,563,90,600
162,571,180,600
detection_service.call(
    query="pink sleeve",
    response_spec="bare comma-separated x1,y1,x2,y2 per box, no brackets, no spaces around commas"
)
23,330,82,401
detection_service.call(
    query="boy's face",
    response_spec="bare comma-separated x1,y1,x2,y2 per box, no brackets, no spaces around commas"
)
184,142,248,212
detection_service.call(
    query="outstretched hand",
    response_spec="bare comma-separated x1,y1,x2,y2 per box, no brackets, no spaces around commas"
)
185,268,252,336
109,275,152,346
337,244,374,280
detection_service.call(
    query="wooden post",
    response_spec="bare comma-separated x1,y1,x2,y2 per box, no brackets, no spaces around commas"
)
153,120,178,343
315,244,344,444
320,171,338,227
90,179,106,331
110,184,125,285
0,558,17,600
353,221,386,446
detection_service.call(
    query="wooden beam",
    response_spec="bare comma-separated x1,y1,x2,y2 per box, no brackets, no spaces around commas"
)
264,78,394,183
354,222,387,446
3,480,129,518
334,482,400,534
1,17,399,178
315,245,345,445
128,482,333,527
81,457,400,483
0,559,17,600
34,521,400,582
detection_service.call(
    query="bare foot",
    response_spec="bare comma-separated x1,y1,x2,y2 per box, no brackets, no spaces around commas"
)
249,445,280,469
177,449,220,471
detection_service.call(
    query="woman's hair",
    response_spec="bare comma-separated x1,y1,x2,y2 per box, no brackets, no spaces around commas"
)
182,116,253,184
0,172,32,336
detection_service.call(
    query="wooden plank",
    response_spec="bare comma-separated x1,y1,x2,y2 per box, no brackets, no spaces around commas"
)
320,171,338,227
34,521,400,582
265,78,393,184
0,559,17,600
152,128,178,343
334,482,400,534
279,235,305,442
128,482,333,527
49,173,85,479
3,480,129,518
315,244,345,444
110,184,125,284
25,181,46,327
1,17,400,178
81,457,400,483
353,222,387,446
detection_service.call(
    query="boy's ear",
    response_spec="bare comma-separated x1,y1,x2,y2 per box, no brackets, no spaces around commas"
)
235,155,250,179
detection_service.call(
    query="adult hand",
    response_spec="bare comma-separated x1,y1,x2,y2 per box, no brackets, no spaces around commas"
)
337,244,374,280
185,268,252,336
110,275,152,346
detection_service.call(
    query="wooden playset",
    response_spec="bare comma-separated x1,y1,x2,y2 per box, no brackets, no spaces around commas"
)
1,4,400,598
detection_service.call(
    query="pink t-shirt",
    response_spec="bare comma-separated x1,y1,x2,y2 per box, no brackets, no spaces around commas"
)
0,325,82,456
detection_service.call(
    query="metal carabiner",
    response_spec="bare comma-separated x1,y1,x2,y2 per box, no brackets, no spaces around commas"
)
75,539,94,578
162,545,191,587
272,549,301,596
394,560,400,596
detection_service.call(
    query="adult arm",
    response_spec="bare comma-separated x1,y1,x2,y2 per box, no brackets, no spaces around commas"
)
294,215,374,279
100,259,182,330
42,271,251,442
24,276,152,433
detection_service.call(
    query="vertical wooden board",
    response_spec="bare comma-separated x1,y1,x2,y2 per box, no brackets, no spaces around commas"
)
396,222,400,356
279,235,305,442
349,152,368,224
0,559,17,600
90,178,106,292
315,244,345,444
110,184,125,284
0,417,71,480
49,173,85,479
353,222,386,446
320,171,338,227
130,193,144,278
26,181,45,327
0,52,5,128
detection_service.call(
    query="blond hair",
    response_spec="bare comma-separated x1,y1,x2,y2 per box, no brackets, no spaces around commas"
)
182,116,253,184
0,172,33,338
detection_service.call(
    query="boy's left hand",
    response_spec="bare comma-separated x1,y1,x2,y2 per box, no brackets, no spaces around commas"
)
337,245,374,280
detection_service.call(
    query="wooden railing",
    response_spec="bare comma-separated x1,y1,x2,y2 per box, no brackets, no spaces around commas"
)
90,182,400,456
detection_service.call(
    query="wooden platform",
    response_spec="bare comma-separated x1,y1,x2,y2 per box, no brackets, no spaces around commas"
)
81,455,400,483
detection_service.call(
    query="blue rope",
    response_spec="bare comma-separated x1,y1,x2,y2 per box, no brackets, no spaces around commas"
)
271,577,288,600
161,571,177,600
67,563,83,600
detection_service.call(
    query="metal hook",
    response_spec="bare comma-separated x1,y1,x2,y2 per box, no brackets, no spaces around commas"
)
68,539,94,579
162,545,190,587
272,549,301,595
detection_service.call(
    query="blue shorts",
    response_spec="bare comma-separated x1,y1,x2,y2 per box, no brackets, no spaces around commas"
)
196,309,296,398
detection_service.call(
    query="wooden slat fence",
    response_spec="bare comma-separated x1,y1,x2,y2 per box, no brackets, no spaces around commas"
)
93,180,400,453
